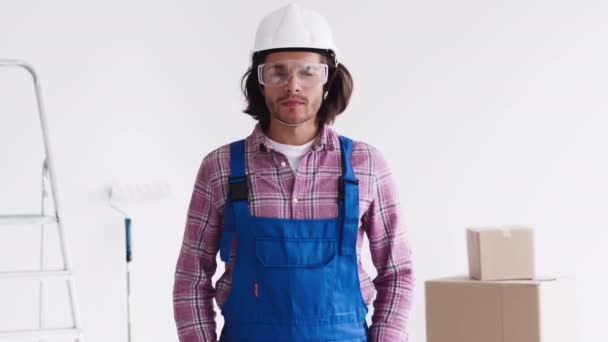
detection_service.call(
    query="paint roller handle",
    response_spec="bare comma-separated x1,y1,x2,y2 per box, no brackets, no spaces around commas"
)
125,217,132,262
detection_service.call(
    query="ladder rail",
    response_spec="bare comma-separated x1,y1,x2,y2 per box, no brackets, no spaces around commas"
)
0,327,83,339
0,214,57,225
0,60,68,267
0,59,85,341
38,161,47,342
0,270,72,280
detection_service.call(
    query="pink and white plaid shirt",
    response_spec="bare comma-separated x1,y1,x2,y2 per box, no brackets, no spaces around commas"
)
173,123,414,341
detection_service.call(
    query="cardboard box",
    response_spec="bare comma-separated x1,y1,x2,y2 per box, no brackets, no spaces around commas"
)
425,277,576,342
467,226,535,280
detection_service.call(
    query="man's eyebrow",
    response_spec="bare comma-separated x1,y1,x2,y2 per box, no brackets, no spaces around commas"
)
268,63,288,69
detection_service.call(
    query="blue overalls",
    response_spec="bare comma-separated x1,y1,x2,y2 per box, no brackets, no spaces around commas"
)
219,136,368,341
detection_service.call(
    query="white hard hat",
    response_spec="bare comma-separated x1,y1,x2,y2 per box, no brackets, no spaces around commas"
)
252,3,339,64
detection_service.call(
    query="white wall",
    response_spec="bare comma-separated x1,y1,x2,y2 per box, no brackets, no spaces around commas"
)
1,0,606,341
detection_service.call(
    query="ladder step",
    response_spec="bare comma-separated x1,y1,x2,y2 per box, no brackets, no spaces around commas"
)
0,214,57,226
0,270,72,280
0,327,82,339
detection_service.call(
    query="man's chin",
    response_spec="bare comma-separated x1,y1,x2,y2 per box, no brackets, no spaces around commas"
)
273,113,314,127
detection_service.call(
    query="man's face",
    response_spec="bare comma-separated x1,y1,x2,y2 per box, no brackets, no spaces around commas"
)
260,51,326,127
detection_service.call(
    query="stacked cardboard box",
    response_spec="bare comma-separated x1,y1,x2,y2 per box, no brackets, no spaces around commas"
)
425,226,576,342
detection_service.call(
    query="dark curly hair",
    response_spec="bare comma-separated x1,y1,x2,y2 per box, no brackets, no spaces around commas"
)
240,48,354,131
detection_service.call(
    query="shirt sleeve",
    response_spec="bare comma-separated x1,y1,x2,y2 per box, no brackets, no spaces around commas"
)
173,153,224,342
363,147,415,342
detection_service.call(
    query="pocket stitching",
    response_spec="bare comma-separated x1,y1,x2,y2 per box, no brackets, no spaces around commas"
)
255,237,336,268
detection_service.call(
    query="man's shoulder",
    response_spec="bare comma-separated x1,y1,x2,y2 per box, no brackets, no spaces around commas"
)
341,137,389,173
197,135,257,174
196,143,232,183
201,142,230,163
350,139,378,153
338,134,381,158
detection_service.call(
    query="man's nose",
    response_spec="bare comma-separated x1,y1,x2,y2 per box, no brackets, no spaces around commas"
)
284,73,302,93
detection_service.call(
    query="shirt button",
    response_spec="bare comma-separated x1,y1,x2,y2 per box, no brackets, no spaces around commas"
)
280,161,287,167
293,197,298,203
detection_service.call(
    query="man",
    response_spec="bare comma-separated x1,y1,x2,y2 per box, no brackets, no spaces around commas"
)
173,4,414,341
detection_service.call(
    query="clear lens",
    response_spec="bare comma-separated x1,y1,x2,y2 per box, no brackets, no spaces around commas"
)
258,60,328,87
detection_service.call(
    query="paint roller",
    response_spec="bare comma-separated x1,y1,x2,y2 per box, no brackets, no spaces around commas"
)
107,183,170,342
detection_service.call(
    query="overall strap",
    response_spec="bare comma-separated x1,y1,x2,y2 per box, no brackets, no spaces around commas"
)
338,135,359,256
220,139,249,262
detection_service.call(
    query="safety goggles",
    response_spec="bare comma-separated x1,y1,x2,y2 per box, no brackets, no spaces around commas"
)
257,60,329,87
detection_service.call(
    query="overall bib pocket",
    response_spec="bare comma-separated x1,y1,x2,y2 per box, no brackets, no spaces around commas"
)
255,237,336,320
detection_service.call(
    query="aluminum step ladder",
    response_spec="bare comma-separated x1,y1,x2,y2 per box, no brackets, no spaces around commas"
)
0,59,84,341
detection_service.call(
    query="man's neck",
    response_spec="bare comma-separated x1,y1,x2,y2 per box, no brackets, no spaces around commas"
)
266,118,319,145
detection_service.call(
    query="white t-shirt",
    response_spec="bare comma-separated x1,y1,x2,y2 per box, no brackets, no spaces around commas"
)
266,137,315,174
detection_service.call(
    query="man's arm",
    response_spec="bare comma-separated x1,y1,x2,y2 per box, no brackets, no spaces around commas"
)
173,154,223,342
364,147,415,342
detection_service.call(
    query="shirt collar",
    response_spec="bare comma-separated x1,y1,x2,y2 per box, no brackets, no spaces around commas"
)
246,122,339,154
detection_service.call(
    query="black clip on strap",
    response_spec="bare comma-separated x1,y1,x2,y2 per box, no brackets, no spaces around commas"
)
338,178,359,199
229,176,248,201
